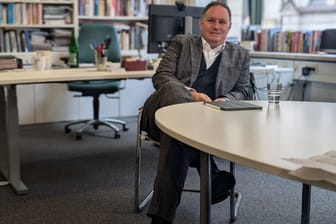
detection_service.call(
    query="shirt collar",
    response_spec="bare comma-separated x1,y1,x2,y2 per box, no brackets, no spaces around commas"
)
201,37,226,53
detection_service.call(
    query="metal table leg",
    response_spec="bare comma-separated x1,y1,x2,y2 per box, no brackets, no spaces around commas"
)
200,152,211,224
0,85,28,195
301,183,311,224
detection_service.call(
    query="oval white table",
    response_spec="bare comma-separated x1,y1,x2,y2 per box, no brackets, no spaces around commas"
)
155,101,336,224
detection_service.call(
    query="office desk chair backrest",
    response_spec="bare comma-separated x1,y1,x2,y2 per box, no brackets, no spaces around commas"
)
65,24,128,140
78,23,121,63
76,23,122,93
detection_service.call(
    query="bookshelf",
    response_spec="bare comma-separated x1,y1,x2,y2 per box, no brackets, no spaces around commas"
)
77,0,150,57
0,0,153,63
242,27,324,54
0,0,78,65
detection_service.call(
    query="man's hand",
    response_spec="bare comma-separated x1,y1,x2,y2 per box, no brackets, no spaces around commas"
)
214,97,230,102
191,92,212,102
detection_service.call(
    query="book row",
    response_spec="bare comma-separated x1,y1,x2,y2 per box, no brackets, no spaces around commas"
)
0,2,72,25
257,29,322,53
78,0,150,17
246,28,324,54
118,25,147,51
0,27,147,53
0,28,73,53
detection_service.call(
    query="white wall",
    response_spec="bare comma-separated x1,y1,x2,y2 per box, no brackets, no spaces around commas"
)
227,0,243,40
263,0,336,31
17,79,154,125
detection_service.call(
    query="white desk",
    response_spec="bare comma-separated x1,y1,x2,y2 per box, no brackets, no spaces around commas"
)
250,65,294,101
155,101,336,224
0,67,154,194
250,65,294,74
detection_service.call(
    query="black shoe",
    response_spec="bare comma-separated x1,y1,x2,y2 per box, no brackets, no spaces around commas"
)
211,170,236,205
150,215,171,224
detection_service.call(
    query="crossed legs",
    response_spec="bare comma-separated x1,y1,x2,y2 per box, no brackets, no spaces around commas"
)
142,83,234,223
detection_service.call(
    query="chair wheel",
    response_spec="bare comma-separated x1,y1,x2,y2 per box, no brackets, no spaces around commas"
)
93,124,99,130
123,126,129,131
114,133,120,139
75,133,82,140
65,127,71,133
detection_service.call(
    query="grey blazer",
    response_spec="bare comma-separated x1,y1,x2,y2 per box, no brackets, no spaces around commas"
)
152,34,250,100
141,35,251,141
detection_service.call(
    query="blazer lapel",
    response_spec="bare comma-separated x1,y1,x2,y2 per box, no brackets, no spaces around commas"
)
190,37,203,85
215,45,231,93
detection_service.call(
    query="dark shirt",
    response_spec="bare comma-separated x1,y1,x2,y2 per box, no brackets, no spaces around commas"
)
192,53,222,100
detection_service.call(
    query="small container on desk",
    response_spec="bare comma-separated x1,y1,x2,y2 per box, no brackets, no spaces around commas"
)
94,49,107,71
267,69,282,103
121,57,147,71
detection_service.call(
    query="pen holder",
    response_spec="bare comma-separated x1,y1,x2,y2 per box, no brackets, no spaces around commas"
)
94,49,107,71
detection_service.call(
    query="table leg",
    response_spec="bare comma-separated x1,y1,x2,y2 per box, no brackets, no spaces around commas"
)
200,152,211,224
0,86,8,181
0,85,28,194
301,183,311,224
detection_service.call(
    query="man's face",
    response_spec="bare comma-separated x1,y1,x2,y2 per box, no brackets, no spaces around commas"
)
199,5,231,48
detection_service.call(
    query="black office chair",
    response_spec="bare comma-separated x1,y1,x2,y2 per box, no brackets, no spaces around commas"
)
134,74,257,222
134,107,242,222
64,24,128,140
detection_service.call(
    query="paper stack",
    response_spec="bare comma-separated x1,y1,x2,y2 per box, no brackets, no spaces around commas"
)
284,151,336,186
0,55,18,70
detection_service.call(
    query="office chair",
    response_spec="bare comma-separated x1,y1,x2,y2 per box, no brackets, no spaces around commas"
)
134,74,257,222
134,108,241,222
64,24,128,140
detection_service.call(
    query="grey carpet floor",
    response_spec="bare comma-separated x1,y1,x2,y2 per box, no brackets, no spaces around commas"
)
0,117,335,224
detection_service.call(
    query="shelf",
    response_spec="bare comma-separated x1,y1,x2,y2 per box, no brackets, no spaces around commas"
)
0,1,152,61
0,0,73,3
78,16,148,23
0,0,77,56
0,24,75,29
0,51,68,65
250,51,336,63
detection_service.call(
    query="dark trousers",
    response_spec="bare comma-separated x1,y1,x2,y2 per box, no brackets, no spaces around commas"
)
142,83,208,223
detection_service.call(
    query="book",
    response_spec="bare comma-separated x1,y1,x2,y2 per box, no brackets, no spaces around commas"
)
204,101,263,111
7,3,14,24
23,30,32,52
4,31,10,52
50,28,72,37
0,55,18,70
268,27,281,51
9,30,17,52
0,28,4,52
0,4,6,25
20,31,28,52
15,30,22,52
0,3,3,24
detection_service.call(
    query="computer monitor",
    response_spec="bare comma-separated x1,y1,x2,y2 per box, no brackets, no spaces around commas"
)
147,4,203,54
320,29,336,54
